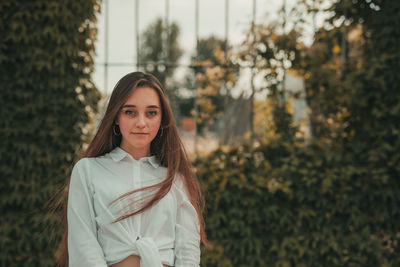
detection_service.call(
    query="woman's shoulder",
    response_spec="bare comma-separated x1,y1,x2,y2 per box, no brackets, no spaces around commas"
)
73,156,97,169
71,157,92,178
71,155,110,175
73,151,114,167
172,172,189,197
172,172,184,186
70,156,113,187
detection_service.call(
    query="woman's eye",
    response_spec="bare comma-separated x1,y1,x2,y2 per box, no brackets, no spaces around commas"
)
124,110,135,116
147,110,157,116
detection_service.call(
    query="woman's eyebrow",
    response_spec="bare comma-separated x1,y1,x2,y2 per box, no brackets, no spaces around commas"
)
146,105,160,109
122,104,160,108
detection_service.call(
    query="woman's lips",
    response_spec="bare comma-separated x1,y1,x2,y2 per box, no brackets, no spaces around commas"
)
132,132,149,135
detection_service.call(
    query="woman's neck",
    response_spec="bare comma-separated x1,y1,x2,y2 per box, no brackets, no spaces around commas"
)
119,142,150,160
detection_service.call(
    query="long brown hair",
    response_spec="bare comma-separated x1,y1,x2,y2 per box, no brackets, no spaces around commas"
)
55,72,208,265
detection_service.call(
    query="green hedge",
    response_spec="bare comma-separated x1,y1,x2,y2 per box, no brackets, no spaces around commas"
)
197,1,400,265
0,1,100,266
197,138,400,266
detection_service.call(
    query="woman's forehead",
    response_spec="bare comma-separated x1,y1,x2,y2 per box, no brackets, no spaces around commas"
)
123,87,161,107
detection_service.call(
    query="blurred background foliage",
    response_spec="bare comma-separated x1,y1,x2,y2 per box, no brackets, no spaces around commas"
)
1,0,399,266
0,0,101,266
197,0,400,265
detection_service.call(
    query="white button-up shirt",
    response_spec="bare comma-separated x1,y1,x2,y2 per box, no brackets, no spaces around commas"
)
67,146,201,267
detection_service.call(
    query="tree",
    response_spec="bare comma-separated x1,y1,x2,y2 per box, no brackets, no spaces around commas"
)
238,21,303,142
0,1,101,265
199,1,400,264
139,18,183,88
184,36,239,138
336,3,400,259
139,17,183,124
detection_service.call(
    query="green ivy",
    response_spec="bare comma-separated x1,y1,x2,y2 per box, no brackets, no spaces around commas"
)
197,137,400,266
0,1,101,266
197,2,400,265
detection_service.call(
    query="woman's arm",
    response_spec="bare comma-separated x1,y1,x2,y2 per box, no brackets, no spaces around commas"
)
67,159,108,267
173,176,201,267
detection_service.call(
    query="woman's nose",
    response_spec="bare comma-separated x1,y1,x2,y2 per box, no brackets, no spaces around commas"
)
136,114,146,128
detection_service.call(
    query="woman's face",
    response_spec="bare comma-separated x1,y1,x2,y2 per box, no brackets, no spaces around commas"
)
116,87,162,158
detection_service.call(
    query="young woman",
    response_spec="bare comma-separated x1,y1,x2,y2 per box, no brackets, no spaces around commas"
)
57,72,207,267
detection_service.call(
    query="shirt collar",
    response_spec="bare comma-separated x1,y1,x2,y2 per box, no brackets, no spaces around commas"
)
109,146,160,168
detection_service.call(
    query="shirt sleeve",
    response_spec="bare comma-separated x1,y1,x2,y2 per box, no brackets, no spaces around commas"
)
67,159,108,267
173,175,201,267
